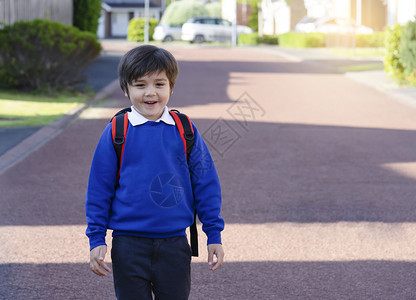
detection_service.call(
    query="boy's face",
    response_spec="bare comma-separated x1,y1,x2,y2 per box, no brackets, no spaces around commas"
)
127,71,171,121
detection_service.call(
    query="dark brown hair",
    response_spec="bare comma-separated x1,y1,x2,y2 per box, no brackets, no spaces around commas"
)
118,45,179,96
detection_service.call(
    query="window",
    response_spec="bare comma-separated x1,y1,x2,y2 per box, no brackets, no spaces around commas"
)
216,19,231,26
202,18,216,25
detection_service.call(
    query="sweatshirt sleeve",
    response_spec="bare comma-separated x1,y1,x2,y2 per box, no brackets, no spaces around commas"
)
188,124,225,245
85,123,118,250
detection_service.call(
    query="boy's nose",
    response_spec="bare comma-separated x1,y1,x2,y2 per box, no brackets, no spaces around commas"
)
145,87,156,96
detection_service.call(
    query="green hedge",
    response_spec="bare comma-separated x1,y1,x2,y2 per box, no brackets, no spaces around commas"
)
0,19,101,91
238,33,259,45
355,32,385,47
238,33,279,46
278,32,326,48
73,0,101,35
384,21,416,86
239,31,384,48
384,24,406,84
259,35,279,45
127,18,158,42
400,20,416,85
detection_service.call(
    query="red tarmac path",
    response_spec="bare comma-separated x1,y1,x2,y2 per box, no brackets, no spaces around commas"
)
1,43,416,299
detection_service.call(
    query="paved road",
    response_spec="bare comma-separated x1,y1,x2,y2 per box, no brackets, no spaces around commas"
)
1,45,416,299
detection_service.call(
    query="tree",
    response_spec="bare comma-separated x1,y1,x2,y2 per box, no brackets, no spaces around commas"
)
73,0,102,34
248,0,258,31
205,2,221,17
161,1,208,26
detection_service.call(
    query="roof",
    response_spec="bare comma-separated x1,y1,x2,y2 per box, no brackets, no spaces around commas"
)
103,1,160,10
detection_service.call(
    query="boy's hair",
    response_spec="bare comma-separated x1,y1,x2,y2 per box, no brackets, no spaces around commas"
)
118,45,179,96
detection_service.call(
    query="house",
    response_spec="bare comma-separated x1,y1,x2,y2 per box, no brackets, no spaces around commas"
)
258,0,416,36
259,0,292,35
98,0,162,38
222,1,254,26
385,0,416,25
257,0,306,35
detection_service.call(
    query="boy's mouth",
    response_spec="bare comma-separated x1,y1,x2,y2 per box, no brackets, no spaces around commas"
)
144,101,158,105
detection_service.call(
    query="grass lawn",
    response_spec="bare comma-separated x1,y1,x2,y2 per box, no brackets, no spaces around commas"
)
330,47,385,73
0,90,90,127
338,62,385,72
331,47,385,57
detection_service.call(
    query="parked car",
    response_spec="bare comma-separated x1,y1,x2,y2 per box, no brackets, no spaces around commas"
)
153,23,182,42
181,17,253,43
295,16,373,34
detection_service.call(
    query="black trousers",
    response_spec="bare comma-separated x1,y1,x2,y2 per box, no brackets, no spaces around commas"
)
111,235,191,300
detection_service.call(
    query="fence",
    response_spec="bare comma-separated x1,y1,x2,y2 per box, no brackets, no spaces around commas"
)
0,0,72,27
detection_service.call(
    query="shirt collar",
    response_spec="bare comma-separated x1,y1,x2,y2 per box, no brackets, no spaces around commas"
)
127,106,175,126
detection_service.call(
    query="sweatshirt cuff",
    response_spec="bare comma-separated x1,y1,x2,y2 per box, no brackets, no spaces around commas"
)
207,231,222,245
89,235,107,251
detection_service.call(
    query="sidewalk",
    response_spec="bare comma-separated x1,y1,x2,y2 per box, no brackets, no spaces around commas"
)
1,42,416,175
271,46,416,109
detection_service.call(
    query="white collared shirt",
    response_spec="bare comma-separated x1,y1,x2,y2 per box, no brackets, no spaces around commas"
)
127,106,175,126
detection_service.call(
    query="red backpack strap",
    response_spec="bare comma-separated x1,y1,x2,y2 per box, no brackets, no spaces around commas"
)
111,112,129,182
169,110,194,161
169,109,198,257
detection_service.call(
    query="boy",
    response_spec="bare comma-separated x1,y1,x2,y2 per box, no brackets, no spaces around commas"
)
85,45,225,299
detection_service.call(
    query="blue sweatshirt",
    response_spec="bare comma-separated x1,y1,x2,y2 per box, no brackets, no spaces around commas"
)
85,113,224,250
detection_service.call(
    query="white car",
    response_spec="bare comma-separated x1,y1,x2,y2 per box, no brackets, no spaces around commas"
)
153,24,182,42
295,16,373,34
181,17,253,43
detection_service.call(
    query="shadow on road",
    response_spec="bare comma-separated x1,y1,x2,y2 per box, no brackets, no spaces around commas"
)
172,59,369,107
1,117,416,226
1,261,415,299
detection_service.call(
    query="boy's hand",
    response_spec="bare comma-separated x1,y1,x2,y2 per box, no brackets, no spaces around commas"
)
207,243,224,271
90,245,111,276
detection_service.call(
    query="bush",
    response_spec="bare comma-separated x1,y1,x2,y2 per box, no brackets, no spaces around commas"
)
259,35,279,45
0,19,101,91
384,24,406,84
127,18,158,42
400,20,416,85
355,32,385,47
161,1,208,26
238,33,259,45
73,0,102,34
278,32,326,48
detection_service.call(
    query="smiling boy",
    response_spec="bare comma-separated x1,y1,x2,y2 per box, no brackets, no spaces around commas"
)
126,72,170,120
85,45,224,300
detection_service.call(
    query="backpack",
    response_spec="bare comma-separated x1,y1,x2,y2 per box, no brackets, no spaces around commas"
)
111,107,199,257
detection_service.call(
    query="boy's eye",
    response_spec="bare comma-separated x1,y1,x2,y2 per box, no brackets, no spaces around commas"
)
156,83,166,87
134,84,145,88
